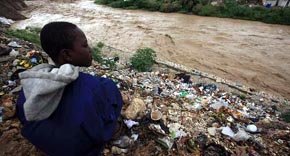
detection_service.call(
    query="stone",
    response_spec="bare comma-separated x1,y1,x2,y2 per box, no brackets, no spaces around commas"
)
112,135,133,148
0,17,14,25
246,124,258,133
0,44,12,56
12,59,20,66
123,98,146,119
227,116,234,122
9,49,19,57
233,129,251,141
111,146,128,154
8,41,22,48
221,126,235,138
207,127,217,136
0,0,27,20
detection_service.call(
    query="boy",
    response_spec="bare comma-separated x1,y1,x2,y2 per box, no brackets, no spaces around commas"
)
16,22,123,156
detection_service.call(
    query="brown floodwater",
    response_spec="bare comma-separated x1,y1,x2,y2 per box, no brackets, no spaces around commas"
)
13,0,290,99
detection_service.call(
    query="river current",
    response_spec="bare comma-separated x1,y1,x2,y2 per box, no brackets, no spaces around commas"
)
13,0,290,99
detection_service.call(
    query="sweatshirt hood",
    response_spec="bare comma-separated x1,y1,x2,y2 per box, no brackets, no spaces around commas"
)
19,63,79,121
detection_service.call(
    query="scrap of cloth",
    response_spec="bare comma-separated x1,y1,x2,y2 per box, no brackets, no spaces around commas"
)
16,64,123,156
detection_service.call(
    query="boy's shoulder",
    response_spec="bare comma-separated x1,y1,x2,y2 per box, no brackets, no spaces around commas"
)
78,72,116,88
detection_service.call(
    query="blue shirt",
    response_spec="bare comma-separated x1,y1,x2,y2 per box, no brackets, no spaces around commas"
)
16,72,123,156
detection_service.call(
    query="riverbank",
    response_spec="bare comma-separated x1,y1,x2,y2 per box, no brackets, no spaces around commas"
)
95,0,290,25
1,22,290,155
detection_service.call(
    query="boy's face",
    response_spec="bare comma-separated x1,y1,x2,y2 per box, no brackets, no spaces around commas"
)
68,28,92,67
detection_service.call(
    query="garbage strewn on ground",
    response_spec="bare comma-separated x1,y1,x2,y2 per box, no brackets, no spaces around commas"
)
85,65,289,156
0,24,290,156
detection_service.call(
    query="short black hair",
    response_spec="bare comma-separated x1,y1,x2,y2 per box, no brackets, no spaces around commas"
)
40,21,77,61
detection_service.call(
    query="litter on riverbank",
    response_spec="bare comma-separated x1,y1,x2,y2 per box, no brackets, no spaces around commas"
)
0,23,290,156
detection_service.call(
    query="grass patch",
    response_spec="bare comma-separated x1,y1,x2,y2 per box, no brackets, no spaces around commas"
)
5,27,41,45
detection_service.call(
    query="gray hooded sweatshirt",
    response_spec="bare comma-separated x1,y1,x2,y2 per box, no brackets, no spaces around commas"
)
19,63,79,121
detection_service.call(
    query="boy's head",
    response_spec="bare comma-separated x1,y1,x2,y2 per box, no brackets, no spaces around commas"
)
40,21,92,67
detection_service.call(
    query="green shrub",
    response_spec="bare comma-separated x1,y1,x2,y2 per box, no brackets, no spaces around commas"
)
192,3,203,14
94,0,114,5
5,28,40,45
130,48,156,72
171,1,183,11
198,0,210,5
252,7,266,20
92,46,103,63
160,1,182,12
136,0,161,11
109,1,125,8
91,42,118,70
198,4,220,16
97,41,104,48
181,0,195,12
281,8,290,25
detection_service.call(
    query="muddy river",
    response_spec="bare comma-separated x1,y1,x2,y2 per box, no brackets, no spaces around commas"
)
14,0,290,99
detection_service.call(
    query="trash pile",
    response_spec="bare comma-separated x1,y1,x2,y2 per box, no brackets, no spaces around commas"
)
0,24,290,156
83,65,290,156
0,29,47,155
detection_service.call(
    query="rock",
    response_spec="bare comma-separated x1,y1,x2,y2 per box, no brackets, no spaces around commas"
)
8,41,22,48
246,124,258,133
221,126,235,138
3,107,15,118
121,92,131,105
123,98,146,119
1,95,13,108
0,44,12,56
0,55,12,62
112,135,133,148
9,49,19,57
0,0,27,20
227,116,234,122
12,59,20,66
0,17,14,25
207,127,217,136
111,146,128,154
233,129,251,141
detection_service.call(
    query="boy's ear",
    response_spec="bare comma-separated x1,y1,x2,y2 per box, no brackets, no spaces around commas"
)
59,49,72,63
